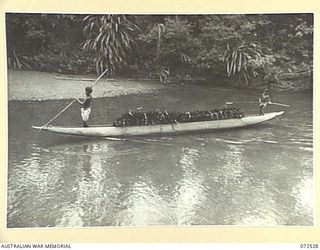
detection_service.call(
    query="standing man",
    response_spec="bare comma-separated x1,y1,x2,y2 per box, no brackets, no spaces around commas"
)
259,88,271,115
77,86,93,127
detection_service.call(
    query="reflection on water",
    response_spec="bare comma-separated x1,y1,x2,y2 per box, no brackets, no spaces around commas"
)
7,85,313,227
174,148,205,225
115,179,169,226
291,156,313,225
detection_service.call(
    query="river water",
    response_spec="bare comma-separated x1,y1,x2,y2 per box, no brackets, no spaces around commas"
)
7,82,313,227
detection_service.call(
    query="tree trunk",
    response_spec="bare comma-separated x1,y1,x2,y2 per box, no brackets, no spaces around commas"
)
156,24,164,73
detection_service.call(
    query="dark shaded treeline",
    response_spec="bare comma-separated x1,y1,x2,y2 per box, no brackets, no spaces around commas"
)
6,13,313,89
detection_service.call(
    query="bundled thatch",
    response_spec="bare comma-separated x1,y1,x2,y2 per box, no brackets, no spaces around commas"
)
113,108,244,127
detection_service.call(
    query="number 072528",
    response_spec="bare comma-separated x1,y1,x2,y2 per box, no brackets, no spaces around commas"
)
300,244,319,248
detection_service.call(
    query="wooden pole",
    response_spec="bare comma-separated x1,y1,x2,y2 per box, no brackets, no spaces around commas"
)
226,101,290,107
38,68,109,131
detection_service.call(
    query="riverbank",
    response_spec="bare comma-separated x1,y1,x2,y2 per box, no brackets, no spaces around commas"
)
7,70,313,102
8,70,166,101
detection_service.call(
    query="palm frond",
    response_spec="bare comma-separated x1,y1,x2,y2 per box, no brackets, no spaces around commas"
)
223,41,265,85
82,14,137,75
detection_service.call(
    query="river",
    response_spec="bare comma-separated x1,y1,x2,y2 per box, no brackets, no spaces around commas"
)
7,79,313,227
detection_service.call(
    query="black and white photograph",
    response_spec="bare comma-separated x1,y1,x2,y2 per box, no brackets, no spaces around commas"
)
6,13,313,228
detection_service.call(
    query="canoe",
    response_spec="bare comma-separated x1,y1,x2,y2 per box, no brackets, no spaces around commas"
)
32,111,284,137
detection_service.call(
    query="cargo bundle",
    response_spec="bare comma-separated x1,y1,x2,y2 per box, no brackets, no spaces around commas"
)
113,108,244,127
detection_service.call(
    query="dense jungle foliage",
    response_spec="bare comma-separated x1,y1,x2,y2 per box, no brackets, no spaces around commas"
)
6,13,313,89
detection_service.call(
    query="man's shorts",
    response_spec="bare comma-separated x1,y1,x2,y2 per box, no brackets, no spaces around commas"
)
81,107,91,122
260,102,267,108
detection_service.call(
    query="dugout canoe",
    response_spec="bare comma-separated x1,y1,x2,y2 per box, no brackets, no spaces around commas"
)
32,111,284,137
